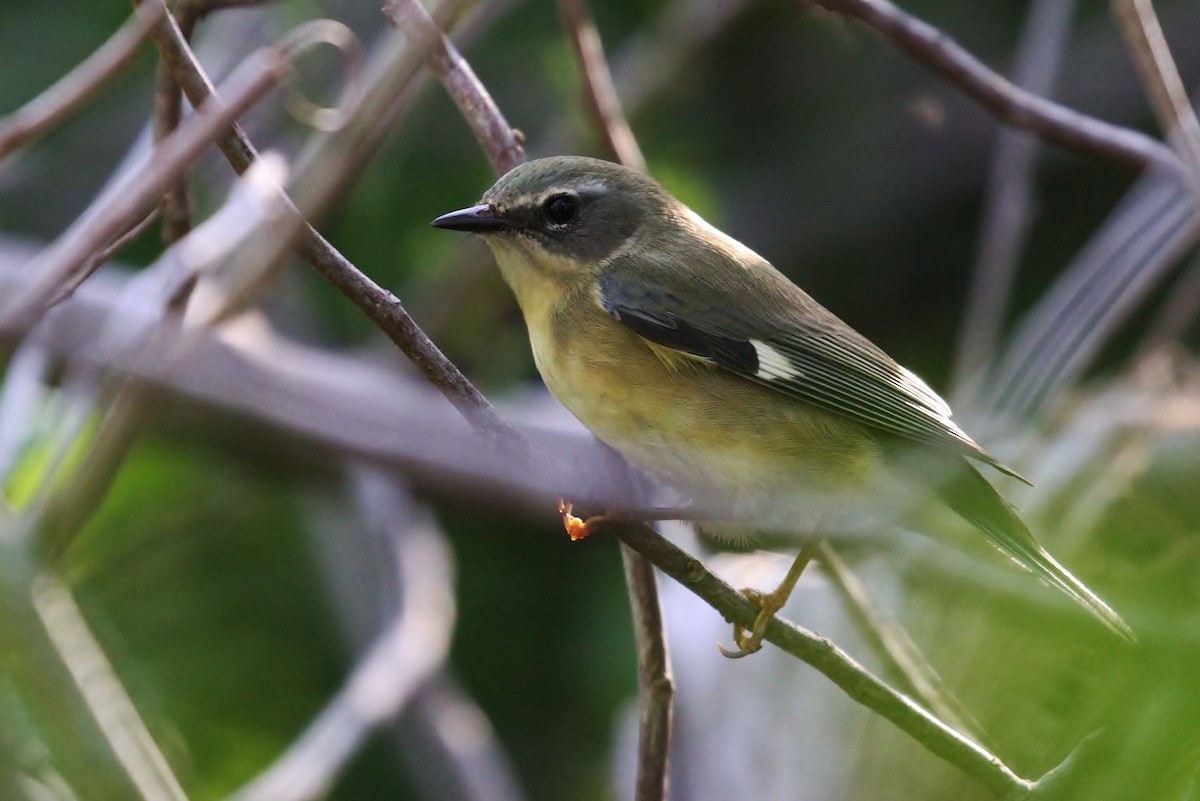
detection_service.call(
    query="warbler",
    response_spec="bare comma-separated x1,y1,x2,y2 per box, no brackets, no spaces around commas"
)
432,155,1133,649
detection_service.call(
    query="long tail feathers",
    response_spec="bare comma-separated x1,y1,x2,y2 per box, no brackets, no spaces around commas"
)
932,459,1135,643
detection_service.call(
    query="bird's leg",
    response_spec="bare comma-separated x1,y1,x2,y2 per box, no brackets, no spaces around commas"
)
720,539,821,659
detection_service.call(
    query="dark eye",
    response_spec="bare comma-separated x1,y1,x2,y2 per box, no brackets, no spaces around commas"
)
543,193,578,224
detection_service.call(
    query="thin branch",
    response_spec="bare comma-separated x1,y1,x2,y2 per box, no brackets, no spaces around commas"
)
813,541,987,745
796,0,1184,177
0,3,164,163
382,0,525,175
556,0,646,172
604,520,1043,800
49,207,162,308
139,0,529,453
31,576,190,801
1138,250,1200,354
226,472,456,801
620,545,674,801
951,0,1078,398
0,43,294,332
1110,0,1200,192
0,542,149,801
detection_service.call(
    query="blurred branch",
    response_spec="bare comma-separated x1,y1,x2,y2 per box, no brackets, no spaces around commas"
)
1139,250,1200,353
604,520,1052,799
556,0,645,172
0,543,164,801
794,0,1185,176
1111,0,1200,191
952,0,1077,398
620,546,673,801
227,471,456,801
0,40,295,332
30,576,190,801
983,176,1198,417
382,0,524,175
400,674,529,801
140,0,529,452
53,207,162,308
0,3,164,164
813,542,988,745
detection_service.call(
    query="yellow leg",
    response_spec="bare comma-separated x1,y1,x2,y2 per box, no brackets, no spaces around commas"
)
720,540,820,659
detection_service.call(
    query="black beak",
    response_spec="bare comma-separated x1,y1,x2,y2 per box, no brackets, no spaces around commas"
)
430,203,508,232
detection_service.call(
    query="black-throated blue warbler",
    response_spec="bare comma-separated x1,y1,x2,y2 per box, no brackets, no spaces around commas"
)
432,156,1133,651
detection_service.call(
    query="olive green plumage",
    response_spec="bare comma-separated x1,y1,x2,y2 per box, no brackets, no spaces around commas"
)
432,155,1133,642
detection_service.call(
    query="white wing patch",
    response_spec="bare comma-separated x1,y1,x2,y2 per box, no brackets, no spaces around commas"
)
751,339,802,380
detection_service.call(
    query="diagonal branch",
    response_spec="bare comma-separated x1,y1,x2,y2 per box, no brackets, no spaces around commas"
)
796,0,1184,176
1110,0,1200,191
607,520,1043,799
557,0,646,172
382,0,525,175
0,3,164,163
138,0,529,452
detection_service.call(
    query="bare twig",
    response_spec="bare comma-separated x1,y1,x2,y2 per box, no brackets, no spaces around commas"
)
226,471,456,801
382,0,525,175
31,576,190,801
0,542,158,801
951,0,1078,397
1110,0,1200,191
0,43,294,331
556,0,646,172
140,0,529,452
813,542,987,744
605,521,1040,799
49,207,162,308
795,0,1184,176
620,546,674,801
0,3,164,163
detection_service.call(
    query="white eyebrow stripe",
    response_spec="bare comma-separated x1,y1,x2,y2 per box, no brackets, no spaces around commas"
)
751,339,802,380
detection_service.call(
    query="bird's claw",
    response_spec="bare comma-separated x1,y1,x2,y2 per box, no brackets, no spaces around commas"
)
719,587,783,659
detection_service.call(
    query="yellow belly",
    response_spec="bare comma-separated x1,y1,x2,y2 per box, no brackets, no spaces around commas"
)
529,299,878,500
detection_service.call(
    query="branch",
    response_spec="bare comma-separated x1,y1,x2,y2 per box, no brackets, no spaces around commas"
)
813,541,987,744
620,545,674,801
604,521,1042,799
951,0,1078,397
1110,0,1200,190
226,472,456,801
0,42,294,332
557,0,646,172
139,0,529,453
798,0,1184,176
382,0,525,175
0,3,164,163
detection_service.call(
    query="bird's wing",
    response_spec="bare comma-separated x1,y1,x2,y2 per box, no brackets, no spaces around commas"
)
596,259,1023,480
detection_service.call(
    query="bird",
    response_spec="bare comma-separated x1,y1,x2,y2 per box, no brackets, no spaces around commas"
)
431,155,1133,653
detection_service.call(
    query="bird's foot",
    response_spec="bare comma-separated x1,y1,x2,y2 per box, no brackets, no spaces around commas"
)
718,586,790,658
719,540,820,659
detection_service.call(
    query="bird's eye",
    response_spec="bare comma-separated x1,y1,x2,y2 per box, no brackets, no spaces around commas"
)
543,193,578,224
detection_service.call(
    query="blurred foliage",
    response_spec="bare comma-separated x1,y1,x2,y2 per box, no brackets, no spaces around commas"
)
1,0,1199,799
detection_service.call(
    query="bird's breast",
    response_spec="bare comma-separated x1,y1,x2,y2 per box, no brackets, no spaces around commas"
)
525,292,879,502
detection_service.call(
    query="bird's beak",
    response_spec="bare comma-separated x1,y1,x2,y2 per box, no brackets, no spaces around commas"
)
430,203,509,232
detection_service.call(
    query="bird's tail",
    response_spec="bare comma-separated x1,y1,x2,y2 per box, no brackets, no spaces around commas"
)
930,458,1135,643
